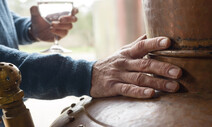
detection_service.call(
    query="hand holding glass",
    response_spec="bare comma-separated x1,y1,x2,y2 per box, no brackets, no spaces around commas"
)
38,0,73,53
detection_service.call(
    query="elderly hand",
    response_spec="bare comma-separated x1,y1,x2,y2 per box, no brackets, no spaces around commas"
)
29,6,78,42
91,35,182,99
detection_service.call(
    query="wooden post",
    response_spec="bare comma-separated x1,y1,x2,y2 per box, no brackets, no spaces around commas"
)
0,62,34,127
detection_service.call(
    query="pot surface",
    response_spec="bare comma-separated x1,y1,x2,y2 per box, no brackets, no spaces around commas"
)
143,0,212,50
51,94,212,127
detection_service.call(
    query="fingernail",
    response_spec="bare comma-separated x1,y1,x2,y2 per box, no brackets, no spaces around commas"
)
144,89,153,96
159,38,169,47
168,68,180,77
166,82,178,91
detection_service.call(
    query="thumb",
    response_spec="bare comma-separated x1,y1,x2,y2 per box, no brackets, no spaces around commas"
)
30,5,49,27
30,5,51,41
30,6,41,17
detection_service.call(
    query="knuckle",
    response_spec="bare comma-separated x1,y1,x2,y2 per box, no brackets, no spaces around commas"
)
60,17,68,23
114,58,128,67
155,38,161,48
120,85,131,95
131,88,141,97
153,41,158,49
110,68,119,76
161,80,168,90
137,40,145,50
156,79,167,90
104,81,113,90
136,73,146,85
139,59,152,71
120,49,131,58
104,67,120,79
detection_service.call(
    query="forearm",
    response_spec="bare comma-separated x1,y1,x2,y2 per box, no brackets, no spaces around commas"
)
0,45,95,99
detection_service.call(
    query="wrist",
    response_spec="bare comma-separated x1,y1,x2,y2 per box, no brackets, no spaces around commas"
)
28,25,39,42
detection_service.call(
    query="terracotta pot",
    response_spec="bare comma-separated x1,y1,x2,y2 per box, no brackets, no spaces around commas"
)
51,0,212,126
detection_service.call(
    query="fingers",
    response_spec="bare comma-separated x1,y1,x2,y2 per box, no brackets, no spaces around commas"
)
52,23,73,30
114,58,182,79
133,34,147,45
50,29,68,38
121,34,147,50
51,11,77,37
51,22,73,37
59,8,78,23
122,37,171,59
72,8,79,15
114,83,155,99
59,15,78,23
119,72,180,92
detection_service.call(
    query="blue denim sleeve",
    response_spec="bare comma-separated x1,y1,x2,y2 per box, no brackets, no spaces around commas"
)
11,12,34,45
0,45,95,99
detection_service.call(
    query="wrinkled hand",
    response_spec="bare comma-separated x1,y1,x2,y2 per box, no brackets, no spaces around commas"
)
91,35,182,99
29,6,78,42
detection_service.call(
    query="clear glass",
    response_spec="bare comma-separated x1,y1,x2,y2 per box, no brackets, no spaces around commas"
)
37,0,73,53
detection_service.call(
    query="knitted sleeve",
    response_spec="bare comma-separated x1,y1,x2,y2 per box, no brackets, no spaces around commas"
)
0,45,95,99
11,12,35,45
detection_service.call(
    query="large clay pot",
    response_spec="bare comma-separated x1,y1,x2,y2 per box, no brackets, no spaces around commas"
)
50,0,212,127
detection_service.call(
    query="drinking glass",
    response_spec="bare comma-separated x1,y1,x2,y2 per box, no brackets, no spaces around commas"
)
37,0,73,53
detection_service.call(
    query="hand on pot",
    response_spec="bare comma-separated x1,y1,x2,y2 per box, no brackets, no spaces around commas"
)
91,35,182,99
